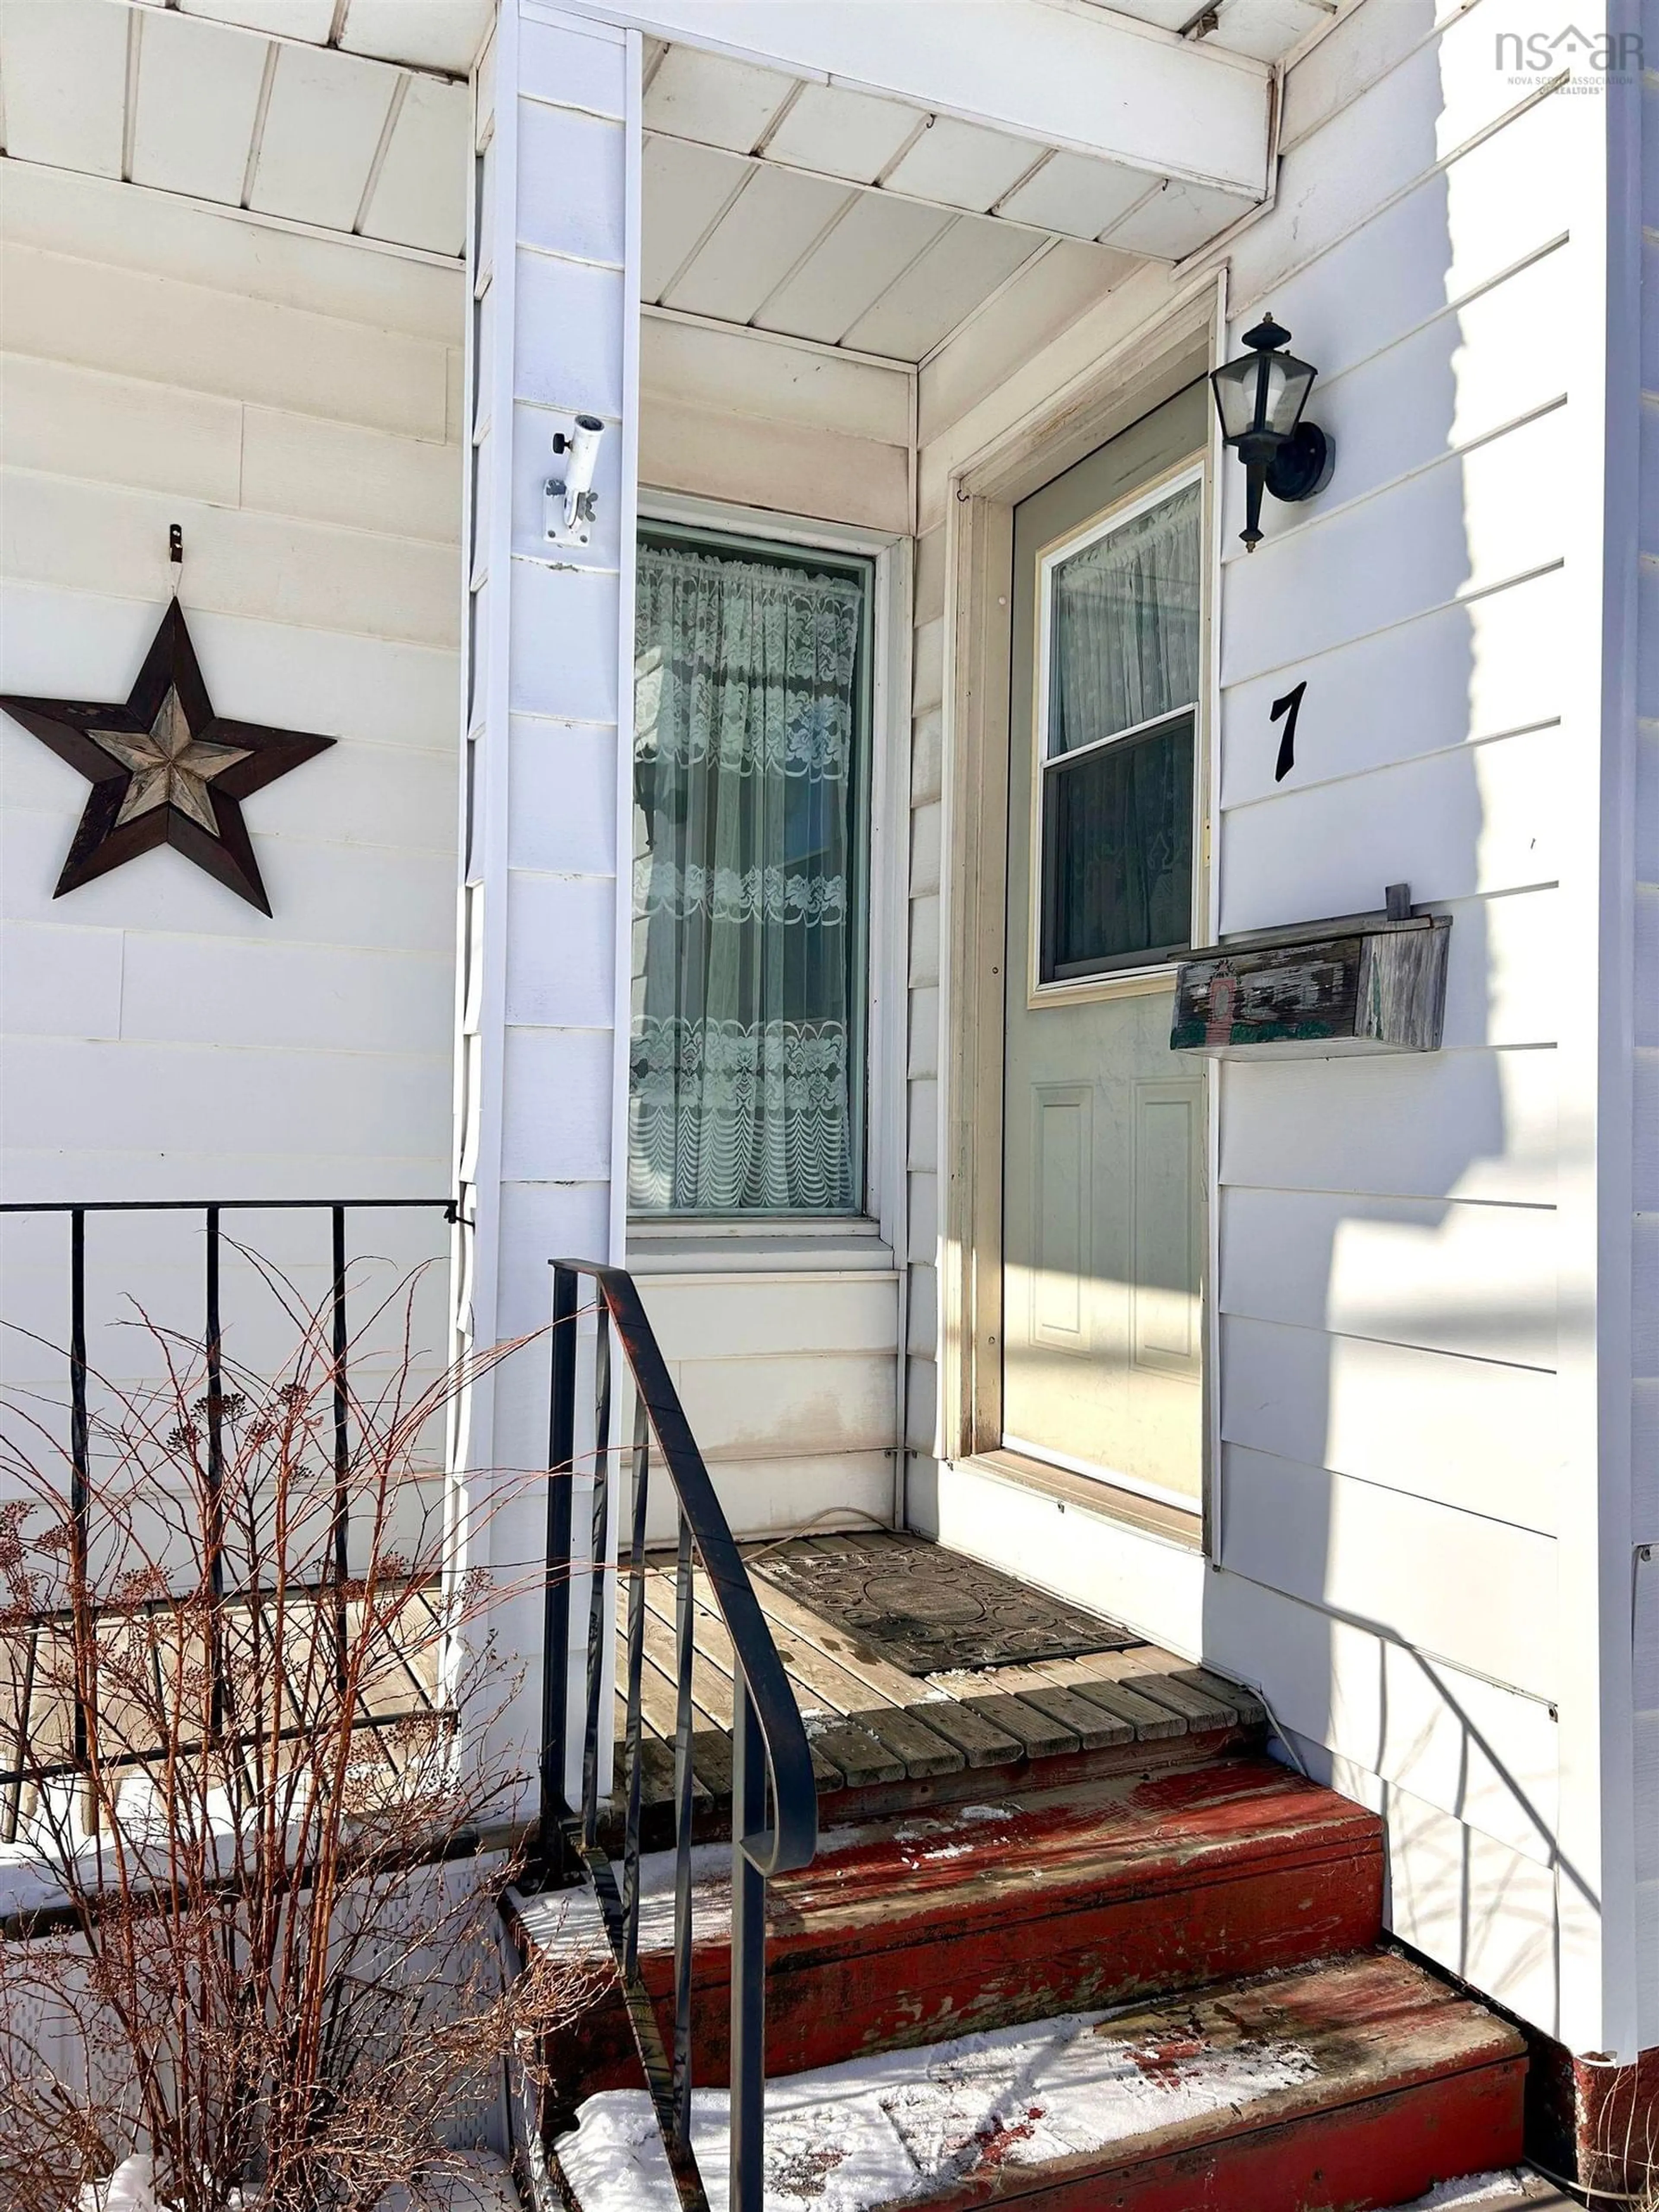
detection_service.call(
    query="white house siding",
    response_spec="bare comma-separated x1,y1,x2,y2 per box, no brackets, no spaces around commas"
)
905,0,1630,2052
1205,0,1618,2056
638,313,912,539
1632,0,1659,2051
0,160,463,1458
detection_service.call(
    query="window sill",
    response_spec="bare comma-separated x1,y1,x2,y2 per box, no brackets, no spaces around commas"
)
626,1218,894,1277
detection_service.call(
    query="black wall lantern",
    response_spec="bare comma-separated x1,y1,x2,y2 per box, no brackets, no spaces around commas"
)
1211,317,1335,550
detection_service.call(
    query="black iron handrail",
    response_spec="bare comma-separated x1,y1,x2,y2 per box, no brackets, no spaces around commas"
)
542,1260,818,2212
0,1196,457,1819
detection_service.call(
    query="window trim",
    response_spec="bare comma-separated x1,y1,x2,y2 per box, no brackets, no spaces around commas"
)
629,493,908,1247
1026,458,1207,1008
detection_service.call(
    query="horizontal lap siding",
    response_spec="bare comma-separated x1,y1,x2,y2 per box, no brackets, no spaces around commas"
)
633,1271,900,1539
639,315,911,535
894,0,1605,2043
0,171,464,1216
1207,0,1590,2039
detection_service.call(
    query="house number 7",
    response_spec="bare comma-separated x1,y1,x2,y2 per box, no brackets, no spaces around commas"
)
1270,679,1306,783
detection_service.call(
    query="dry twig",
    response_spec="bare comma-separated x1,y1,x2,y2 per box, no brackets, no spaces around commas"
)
0,1257,604,2212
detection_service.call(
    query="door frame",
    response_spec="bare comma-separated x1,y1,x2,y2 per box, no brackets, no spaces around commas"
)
935,273,1225,1551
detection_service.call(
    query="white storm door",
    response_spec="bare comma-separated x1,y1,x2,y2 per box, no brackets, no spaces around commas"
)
1001,381,1209,1514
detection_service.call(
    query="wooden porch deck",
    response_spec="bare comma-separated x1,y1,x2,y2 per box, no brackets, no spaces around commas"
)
612,1530,1266,1839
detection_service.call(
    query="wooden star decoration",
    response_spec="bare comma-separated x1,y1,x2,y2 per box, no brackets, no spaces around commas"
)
1,599,335,915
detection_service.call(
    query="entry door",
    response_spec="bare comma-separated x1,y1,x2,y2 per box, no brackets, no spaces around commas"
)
1001,382,1209,1512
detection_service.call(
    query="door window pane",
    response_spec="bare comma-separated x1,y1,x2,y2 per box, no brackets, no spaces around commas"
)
1039,478,1201,979
1046,716,1194,971
1047,480,1201,756
629,530,870,1214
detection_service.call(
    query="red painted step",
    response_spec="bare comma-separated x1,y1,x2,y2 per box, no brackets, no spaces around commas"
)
520,1751,1383,2100
552,1951,1528,2212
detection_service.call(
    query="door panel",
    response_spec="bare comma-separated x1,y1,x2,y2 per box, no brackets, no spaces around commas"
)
1132,1082,1201,1377
1001,382,1208,1509
1031,1083,1091,1349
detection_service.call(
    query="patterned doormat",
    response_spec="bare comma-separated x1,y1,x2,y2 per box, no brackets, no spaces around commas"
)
751,1539,1143,1676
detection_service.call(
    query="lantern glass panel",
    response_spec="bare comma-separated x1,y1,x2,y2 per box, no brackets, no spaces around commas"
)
1261,350,1316,435
1209,354,1259,443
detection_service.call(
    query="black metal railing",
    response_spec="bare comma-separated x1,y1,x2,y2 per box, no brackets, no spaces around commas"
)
0,1196,457,1818
542,1260,817,2212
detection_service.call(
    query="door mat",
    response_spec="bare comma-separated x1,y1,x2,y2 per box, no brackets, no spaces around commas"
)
751,1539,1144,1676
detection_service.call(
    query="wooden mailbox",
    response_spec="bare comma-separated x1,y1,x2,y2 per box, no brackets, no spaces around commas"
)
1170,907,1450,1060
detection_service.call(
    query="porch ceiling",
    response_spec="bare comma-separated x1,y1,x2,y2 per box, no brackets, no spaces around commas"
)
637,18,1275,363
1091,0,1338,65
0,0,479,257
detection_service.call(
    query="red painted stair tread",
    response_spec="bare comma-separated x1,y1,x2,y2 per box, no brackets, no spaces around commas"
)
521,1753,1385,2093
554,1950,1527,2212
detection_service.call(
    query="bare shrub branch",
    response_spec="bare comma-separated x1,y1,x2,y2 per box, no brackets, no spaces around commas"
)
0,1257,605,2212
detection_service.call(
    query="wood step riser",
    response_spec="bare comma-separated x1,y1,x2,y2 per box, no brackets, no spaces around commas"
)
543,1846,1384,2104
873,2057,1528,2212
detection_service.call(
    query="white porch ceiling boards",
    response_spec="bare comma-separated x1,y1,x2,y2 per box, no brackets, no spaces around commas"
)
0,0,474,257
636,29,1255,366
607,0,1277,195
145,0,490,76
1085,0,1338,68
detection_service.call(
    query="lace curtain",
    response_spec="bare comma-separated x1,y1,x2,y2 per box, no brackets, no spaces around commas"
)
1043,481,1201,968
1048,479,1201,757
629,538,865,1213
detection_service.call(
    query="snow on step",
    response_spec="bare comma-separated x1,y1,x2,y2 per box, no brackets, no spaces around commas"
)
1384,2178,1561,2211
557,2005,1317,2212
82,2153,522,2212
554,1953,1526,2212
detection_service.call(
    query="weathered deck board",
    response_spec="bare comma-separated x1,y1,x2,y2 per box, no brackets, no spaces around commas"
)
923,1661,1134,1753
1086,1649,1242,1731
619,1610,737,1800
613,1689,714,1814
1034,1654,1192,1740
738,1545,971,1778
738,1547,1030,1770
663,1566,853,1795
600,1535,1260,1832
634,1568,766,1808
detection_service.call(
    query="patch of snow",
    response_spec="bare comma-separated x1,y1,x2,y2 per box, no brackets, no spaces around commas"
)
892,1807,1015,1844
378,2152,522,2210
80,2154,520,2212
1381,2176,1545,2210
517,1804,1052,1970
556,2007,1319,2212
79,2158,163,2211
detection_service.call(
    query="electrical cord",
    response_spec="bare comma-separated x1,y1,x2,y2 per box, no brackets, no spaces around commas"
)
1523,2154,1648,2203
